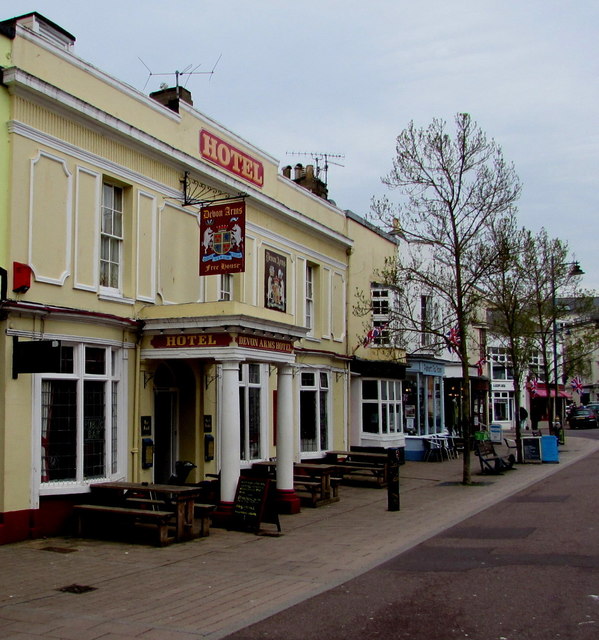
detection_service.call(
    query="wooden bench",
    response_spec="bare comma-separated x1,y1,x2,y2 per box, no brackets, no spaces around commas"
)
474,440,515,475
194,503,216,537
73,504,174,546
324,451,389,487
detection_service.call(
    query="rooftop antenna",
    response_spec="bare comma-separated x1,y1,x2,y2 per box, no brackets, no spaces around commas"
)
139,55,222,93
286,151,345,185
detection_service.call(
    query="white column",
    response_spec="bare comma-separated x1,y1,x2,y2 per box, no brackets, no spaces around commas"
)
219,360,241,504
276,364,295,491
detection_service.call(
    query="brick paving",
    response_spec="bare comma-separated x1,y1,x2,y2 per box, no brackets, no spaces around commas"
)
1,434,597,640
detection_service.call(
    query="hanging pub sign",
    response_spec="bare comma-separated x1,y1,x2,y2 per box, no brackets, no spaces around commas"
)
264,249,287,313
200,201,245,276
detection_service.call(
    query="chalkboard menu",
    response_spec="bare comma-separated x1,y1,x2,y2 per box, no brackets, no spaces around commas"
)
232,476,281,532
522,436,542,463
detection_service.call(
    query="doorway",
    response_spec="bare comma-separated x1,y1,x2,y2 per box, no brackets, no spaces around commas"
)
154,388,178,483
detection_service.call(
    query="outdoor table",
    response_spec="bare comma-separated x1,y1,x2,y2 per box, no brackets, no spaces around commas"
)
90,481,204,542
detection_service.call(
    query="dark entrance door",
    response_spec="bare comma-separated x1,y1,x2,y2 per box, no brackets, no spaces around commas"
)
154,389,178,484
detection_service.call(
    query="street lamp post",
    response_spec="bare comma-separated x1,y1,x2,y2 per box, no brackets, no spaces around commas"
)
549,258,584,435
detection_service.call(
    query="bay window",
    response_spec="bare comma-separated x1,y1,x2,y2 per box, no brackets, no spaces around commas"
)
39,344,123,486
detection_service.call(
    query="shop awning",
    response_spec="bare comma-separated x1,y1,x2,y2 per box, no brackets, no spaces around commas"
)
529,383,570,398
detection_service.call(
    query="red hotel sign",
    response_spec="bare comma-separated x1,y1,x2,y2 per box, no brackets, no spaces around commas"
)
151,333,231,348
200,129,264,187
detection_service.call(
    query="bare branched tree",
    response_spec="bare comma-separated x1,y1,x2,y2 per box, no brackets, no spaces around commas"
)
367,113,521,484
521,229,592,429
482,220,537,462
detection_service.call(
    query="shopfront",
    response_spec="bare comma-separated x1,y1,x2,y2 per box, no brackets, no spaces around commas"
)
404,359,445,436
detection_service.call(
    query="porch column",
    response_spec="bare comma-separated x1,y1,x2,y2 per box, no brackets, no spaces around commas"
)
276,364,301,514
219,360,241,507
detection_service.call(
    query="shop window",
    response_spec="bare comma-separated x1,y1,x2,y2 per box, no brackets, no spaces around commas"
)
361,379,403,436
39,344,122,486
492,391,513,422
239,363,264,462
300,370,329,453
100,183,123,292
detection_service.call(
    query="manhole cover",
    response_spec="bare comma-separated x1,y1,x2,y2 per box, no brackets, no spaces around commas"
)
57,584,97,594
41,546,77,554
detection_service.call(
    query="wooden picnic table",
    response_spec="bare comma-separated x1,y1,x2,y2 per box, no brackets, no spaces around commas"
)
251,461,340,507
88,481,206,542
324,450,389,487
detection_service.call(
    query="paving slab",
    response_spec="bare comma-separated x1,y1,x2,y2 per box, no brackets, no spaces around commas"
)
0,434,597,640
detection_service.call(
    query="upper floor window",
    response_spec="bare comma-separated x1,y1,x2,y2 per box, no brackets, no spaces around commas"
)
488,347,513,380
219,274,233,301
420,294,432,347
371,287,392,346
305,265,314,332
100,183,123,291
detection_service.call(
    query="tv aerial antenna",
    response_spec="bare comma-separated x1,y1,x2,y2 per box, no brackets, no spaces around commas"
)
139,55,222,93
286,151,345,185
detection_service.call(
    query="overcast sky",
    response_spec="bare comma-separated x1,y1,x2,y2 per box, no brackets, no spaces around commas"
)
5,1,598,288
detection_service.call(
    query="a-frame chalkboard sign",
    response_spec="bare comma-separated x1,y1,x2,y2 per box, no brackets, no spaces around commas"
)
231,476,281,533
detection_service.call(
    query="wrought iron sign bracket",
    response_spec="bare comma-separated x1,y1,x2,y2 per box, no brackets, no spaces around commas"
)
181,171,247,207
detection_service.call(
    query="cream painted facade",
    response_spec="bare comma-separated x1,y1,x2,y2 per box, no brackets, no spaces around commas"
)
0,13,403,544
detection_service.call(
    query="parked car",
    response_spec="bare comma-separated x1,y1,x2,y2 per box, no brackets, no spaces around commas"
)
585,402,599,415
568,406,598,429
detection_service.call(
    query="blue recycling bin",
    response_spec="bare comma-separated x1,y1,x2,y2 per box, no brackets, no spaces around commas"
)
541,435,559,463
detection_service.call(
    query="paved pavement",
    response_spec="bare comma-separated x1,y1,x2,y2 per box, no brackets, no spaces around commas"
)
1,434,598,640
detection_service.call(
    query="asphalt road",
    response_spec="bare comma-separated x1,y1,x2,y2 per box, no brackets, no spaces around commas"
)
225,430,599,640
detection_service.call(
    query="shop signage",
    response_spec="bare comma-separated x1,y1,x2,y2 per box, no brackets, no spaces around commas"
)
264,249,287,313
238,334,294,353
150,333,231,348
200,201,246,276
200,129,264,187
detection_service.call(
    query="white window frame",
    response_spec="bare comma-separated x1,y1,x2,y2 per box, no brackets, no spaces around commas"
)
489,347,514,381
371,286,392,347
238,363,268,465
360,379,403,437
219,273,233,301
100,182,124,294
299,369,330,456
492,391,514,423
305,264,314,334
33,342,126,502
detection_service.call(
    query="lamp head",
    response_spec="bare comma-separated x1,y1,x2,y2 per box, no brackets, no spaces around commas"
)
569,262,584,276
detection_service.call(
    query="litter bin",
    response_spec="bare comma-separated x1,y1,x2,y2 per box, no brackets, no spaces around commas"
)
489,424,503,443
541,435,559,463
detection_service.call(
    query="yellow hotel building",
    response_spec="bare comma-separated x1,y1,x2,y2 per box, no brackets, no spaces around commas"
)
0,12,405,543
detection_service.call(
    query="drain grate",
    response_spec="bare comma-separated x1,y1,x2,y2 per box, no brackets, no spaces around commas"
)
57,584,97,594
41,546,77,554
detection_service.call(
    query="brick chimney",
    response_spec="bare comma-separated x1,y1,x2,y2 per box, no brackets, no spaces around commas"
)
149,86,193,113
282,163,328,200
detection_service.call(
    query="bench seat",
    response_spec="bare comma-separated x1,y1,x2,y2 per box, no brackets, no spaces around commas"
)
475,440,515,475
73,504,174,546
